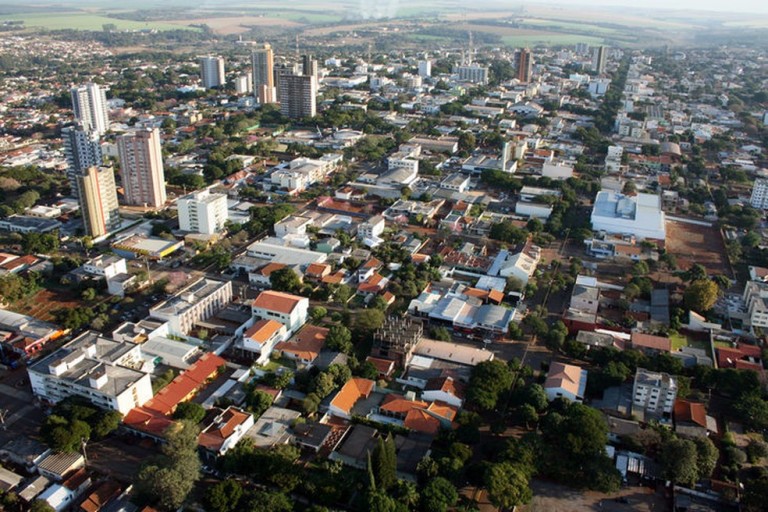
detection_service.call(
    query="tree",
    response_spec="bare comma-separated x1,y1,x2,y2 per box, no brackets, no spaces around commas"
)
683,279,720,313
326,324,353,354
172,402,206,424
30,500,56,512
204,479,244,512
244,490,292,512
683,263,708,282
467,359,513,411
430,326,452,341
334,284,352,305
244,389,273,417
660,438,699,486
269,268,302,293
485,462,532,509
42,416,91,452
420,477,458,512
310,306,328,322
694,436,718,480
92,410,122,438
372,436,398,491
135,420,200,510
355,309,385,332
734,392,768,431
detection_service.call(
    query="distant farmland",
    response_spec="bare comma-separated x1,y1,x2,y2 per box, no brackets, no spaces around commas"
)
1,12,198,31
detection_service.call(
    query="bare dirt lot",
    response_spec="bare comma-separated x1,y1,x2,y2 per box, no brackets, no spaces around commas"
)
11,288,79,323
665,219,731,277
523,479,669,512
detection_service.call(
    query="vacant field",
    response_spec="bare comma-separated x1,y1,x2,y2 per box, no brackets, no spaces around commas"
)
11,288,79,323
523,479,668,512
165,16,301,34
666,219,731,278
2,12,196,31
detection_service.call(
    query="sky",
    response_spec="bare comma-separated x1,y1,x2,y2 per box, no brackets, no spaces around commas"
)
518,0,768,14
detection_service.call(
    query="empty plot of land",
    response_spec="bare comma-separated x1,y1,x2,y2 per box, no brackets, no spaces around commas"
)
11,288,79,323
665,219,731,277
523,479,668,512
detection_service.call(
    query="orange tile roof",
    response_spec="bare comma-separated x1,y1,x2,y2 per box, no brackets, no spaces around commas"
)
79,480,122,512
306,263,331,278
330,378,374,415
404,408,441,434
425,376,466,399
544,362,584,396
198,407,252,452
674,399,707,428
322,270,347,284
362,257,382,269
256,262,286,277
0,254,38,271
366,356,396,375
631,332,671,352
275,324,328,362
426,400,458,421
358,273,387,294
380,394,429,415
244,319,284,346
252,290,305,315
143,353,226,416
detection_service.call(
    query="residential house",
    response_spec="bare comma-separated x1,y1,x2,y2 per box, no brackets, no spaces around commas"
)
275,324,328,367
544,362,587,402
242,319,287,365
372,394,458,435
198,407,255,460
244,406,301,448
328,378,375,419
251,290,309,335
674,399,717,438
630,332,672,355
421,376,465,408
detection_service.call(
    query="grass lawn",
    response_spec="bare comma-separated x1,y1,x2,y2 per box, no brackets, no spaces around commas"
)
4,12,198,31
670,332,711,352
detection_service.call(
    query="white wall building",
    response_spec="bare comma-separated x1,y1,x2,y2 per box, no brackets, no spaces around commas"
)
591,191,666,240
200,56,226,89
70,83,109,136
632,368,677,415
542,162,574,180
27,331,153,415
270,154,343,194
178,189,229,235
241,319,287,365
251,290,308,336
418,60,432,78
750,178,768,209
149,278,233,335
82,255,127,280
358,215,386,243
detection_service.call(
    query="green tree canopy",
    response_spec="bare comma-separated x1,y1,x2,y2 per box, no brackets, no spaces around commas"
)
683,279,720,313
466,359,514,411
172,402,206,424
485,462,533,509
660,438,699,486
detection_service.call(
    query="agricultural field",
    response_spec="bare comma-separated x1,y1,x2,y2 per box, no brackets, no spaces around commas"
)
1,12,197,32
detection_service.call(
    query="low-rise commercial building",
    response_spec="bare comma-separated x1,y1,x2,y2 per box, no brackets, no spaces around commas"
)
150,278,233,335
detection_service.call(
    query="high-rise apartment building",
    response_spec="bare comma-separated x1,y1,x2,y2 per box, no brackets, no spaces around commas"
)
234,74,253,95
751,178,768,209
70,83,109,136
592,46,608,75
516,48,533,83
418,60,432,78
200,56,226,89
62,123,102,198
302,54,318,81
279,74,317,119
78,166,120,237
178,189,229,235
632,368,677,415
252,43,276,104
117,128,166,209
454,65,489,85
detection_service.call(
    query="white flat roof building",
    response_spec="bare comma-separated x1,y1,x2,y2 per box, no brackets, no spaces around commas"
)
150,278,233,335
178,189,229,235
27,331,153,415
591,191,666,240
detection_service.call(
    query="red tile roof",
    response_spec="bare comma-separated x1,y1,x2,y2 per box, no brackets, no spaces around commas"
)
674,399,707,428
717,344,764,373
366,356,396,376
330,378,374,415
143,353,226,416
79,481,122,512
244,319,284,346
275,324,328,362
631,332,672,352
198,407,252,452
425,376,466,399
252,290,305,315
